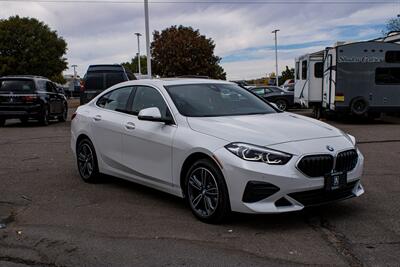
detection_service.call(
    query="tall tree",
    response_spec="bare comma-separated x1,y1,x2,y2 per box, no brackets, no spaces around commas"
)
0,16,67,83
122,55,147,75
151,25,226,80
384,17,400,35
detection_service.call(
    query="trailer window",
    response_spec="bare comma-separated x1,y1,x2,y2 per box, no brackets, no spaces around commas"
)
376,68,400,85
314,62,323,78
301,61,307,80
295,62,300,80
385,51,400,63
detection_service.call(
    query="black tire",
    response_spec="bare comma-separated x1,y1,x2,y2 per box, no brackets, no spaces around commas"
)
275,99,288,111
184,158,231,224
76,138,100,183
58,103,68,122
39,106,50,126
350,97,368,116
312,105,322,120
0,118,5,127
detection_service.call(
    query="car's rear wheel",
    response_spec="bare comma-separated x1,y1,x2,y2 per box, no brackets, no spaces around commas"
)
76,138,100,183
39,107,50,126
0,118,5,127
59,103,68,122
185,158,230,224
275,99,288,111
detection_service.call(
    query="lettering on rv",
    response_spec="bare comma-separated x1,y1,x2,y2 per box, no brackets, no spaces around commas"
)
338,56,384,63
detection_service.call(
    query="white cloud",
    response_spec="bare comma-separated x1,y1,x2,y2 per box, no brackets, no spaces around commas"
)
0,1,397,79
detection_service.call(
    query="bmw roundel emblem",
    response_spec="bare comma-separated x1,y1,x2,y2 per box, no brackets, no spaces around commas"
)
326,145,334,152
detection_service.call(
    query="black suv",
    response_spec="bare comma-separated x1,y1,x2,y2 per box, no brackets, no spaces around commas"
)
0,76,68,126
80,64,135,104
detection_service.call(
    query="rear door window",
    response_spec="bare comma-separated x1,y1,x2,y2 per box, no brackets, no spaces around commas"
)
0,79,35,94
97,87,134,113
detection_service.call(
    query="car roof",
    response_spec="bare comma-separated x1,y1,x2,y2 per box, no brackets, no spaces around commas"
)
87,65,125,72
0,75,48,80
112,78,234,88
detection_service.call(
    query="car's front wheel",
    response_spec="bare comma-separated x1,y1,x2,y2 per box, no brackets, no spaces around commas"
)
76,138,100,183
185,158,231,223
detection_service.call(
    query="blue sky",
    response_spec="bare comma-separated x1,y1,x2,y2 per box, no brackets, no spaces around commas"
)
0,1,397,79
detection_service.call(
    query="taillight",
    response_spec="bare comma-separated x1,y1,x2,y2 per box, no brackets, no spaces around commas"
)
80,80,85,92
71,112,77,121
22,95,38,103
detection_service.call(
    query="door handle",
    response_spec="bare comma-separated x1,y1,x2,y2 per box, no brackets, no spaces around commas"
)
125,122,135,130
93,115,102,121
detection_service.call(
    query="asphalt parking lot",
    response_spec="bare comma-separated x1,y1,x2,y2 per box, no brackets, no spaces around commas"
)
1,106,400,267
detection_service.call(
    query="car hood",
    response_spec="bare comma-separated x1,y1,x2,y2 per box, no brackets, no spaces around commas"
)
187,112,343,146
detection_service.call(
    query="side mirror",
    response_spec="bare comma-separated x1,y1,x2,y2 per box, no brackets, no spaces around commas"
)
138,107,173,124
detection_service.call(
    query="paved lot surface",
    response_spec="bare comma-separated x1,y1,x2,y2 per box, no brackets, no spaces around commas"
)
0,108,400,266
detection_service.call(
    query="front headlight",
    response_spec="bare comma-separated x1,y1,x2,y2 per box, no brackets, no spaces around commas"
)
225,143,292,165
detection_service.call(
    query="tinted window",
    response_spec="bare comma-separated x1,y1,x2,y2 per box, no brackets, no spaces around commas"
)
386,51,400,63
314,62,323,78
302,61,308,80
0,79,35,94
251,88,265,95
130,86,170,118
376,68,400,85
105,72,126,88
165,83,276,117
86,73,104,90
46,81,56,93
296,61,300,80
97,87,133,112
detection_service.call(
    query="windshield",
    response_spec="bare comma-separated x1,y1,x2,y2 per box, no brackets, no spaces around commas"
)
0,79,35,94
165,83,277,117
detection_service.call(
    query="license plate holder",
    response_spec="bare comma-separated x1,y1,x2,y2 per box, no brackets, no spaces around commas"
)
325,172,347,191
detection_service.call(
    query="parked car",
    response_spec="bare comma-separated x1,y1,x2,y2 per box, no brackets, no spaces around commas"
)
250,86,294,111
80,64,136,105
0,75,68,126
71,79,364,223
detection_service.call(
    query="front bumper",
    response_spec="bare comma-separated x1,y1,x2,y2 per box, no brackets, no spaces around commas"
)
213,139,364,214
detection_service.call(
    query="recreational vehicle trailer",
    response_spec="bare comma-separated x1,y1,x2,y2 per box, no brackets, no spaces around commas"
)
294,51,324,113
322,41,400,118
296,40,400,118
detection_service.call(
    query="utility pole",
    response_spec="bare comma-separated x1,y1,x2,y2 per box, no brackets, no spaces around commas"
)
272,29,280,86
144,0,152,78
71,64,77,79
134,32,142,75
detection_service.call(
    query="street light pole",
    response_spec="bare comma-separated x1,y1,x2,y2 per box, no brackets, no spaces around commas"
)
71,64,77,79
144,0,152,77
272,29,280,86
134,33,142,75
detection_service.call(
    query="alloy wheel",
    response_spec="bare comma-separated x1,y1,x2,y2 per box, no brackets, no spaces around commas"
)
78,143,95,180
276,100,287,111
187,167,219,218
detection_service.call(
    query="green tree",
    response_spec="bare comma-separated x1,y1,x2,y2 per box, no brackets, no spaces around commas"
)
0,16,67,83
151,25,226,80
384,17,400,35
279,66,294,85
122,55,147,75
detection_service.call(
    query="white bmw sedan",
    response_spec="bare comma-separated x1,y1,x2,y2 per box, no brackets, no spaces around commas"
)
71,79,364,223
